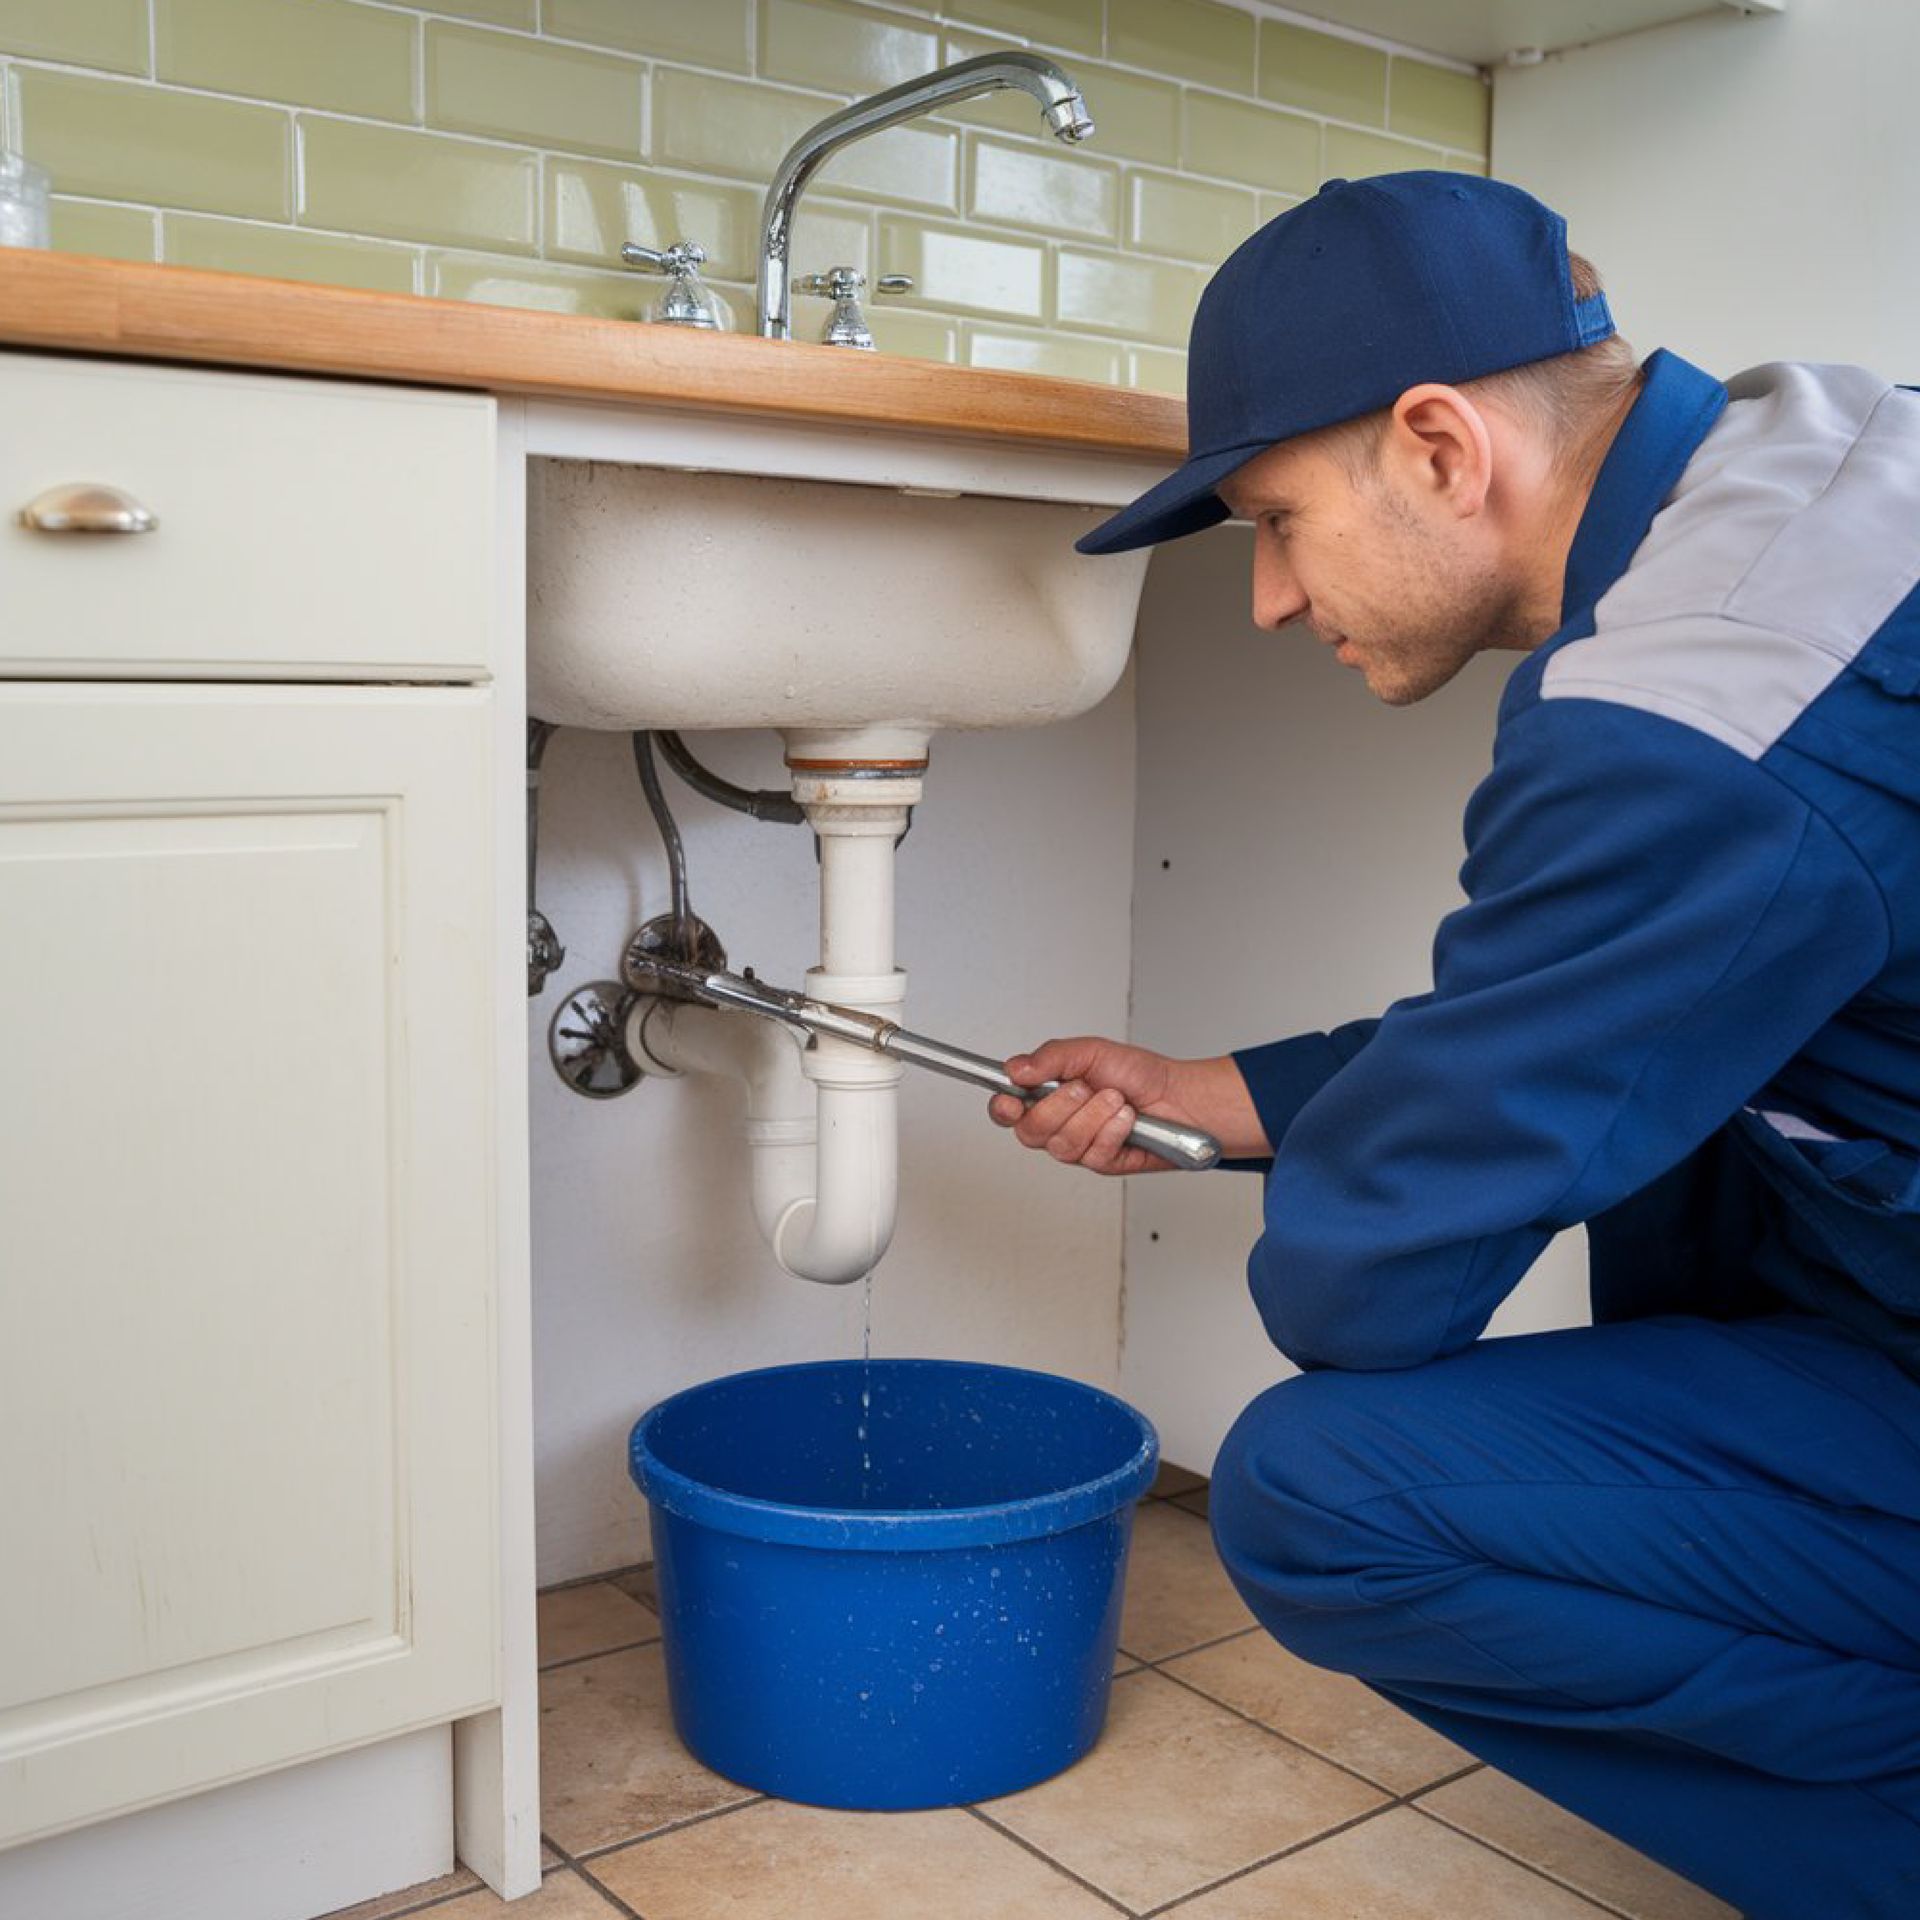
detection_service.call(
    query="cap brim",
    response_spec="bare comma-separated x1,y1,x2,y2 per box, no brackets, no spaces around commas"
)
1075,442,1265,555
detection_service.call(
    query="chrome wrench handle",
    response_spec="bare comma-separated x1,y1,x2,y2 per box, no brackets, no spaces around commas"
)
881,1029,1219,1170
628,956,1222,1171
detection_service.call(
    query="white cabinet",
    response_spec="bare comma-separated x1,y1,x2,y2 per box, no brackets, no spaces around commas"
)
0,356,506,1859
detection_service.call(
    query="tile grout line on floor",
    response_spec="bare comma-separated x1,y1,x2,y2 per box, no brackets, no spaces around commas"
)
1139,1799,1413,1917
1141,1645,1487,1806
570,1790,773,1865
537,1633,663,1674
1405,1798,1647,1920
961,1802,1142,1917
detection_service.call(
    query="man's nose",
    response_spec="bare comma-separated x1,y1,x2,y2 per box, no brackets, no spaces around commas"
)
1251,541,1308,630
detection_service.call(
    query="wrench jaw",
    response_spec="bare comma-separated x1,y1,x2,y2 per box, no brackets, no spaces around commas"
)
624,951,893,1052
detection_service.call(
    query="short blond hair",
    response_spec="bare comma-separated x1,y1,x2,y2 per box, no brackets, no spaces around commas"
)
1315,252,1642,484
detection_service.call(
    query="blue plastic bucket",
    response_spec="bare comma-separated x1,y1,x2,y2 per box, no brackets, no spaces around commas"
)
628,1356,1159,1810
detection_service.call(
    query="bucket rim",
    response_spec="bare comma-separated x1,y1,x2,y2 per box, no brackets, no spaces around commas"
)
628,1355,1160,1552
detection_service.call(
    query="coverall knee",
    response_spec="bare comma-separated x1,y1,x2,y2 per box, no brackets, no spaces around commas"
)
1207,1313,1920,1920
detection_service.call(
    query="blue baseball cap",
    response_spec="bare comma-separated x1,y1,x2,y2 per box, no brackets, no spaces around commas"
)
1078,171,1615,555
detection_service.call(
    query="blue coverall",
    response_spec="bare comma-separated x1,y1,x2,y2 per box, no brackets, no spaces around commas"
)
1209,348,1920,1919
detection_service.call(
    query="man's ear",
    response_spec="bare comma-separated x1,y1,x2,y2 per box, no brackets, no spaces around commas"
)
1384,383,1493,517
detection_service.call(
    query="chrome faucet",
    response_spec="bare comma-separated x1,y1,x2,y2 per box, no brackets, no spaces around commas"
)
757,50,1095,341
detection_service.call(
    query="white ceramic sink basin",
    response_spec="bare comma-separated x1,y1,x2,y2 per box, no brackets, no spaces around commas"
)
525,460,1153,737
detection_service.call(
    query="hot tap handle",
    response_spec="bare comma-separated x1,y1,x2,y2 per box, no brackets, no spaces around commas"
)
621,238,707,274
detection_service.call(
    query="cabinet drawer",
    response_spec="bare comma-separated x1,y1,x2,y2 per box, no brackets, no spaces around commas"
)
0,352,494,682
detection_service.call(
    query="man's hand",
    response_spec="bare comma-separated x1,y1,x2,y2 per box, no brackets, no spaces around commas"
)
988,1039,1272,1175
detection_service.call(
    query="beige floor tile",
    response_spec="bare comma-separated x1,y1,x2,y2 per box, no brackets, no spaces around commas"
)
1419,1768,1739,1918
1118,1501,1258,1661
537,1580,660,1667
1161,1805,1614,1918
590,1797,1120,1918
431,1867,627,1917
538,1643,759,1854
320,1864,482,1919
1163,1631,1473,1795
541,1843,563,1867
977,1668,1385,1911
1152,1461,1208,1499
1113,1651,1143,1675
1169,1484,1210,1517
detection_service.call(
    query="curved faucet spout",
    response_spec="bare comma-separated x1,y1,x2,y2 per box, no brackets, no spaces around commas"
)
757,50,1095,340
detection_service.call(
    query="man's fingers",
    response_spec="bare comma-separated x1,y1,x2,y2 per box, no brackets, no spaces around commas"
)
1045,1086,1130,1164
987,1092,1027,1129
1080,1095,1139,1173
1007,1038,1101,1089
1014,1080,1093,1149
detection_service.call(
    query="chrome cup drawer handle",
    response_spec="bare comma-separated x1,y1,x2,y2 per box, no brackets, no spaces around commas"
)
19,483,157,533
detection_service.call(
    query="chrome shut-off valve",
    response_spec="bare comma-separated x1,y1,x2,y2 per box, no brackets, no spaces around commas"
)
793,265,913,350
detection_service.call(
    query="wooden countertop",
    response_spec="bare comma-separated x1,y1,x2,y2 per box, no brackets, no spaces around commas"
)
0,249,1188,461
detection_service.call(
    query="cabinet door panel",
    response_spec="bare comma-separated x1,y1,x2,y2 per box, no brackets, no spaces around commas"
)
0,684,498,1849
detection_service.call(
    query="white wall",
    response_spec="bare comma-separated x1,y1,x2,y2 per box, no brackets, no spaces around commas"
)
1492,0,1919,379
529,697,1137,1583
1121,530,1588,1474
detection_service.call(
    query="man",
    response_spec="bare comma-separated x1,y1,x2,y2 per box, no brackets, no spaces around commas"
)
990,173,1920,1919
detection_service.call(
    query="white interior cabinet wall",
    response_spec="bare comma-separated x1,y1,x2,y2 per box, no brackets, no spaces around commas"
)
1121,531,1589,1473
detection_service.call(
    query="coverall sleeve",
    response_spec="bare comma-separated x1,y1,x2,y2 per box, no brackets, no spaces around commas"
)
1243,693,1891,1372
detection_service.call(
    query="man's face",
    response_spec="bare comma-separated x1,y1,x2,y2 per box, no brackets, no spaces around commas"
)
1216,424,1522,707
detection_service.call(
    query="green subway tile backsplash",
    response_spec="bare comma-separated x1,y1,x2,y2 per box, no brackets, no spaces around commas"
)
1324,122,1450,182
865,301,959,361
1389,58,1489,156
16,68,290,219
300,116,537,252
967,320,1119,383
545,0,751,71
51,196,155,261
156,0,415,124
0,0,147,74
422,0,535,28
879,214,1046,320
759,0,940,95
968,135,1118,241
429,248,654,318
427,23,644,161
1056,246,1204,344
164,210,418,292
1183,91,1319,196
1128,343,1185,395
1128,169,1256,263
948,0,1101,55
1108,0,1254,97
1258,20,1386,127
548,159,761,278
3,0,1494,396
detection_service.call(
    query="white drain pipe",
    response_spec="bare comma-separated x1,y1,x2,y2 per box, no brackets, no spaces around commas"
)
626,732,922,1286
